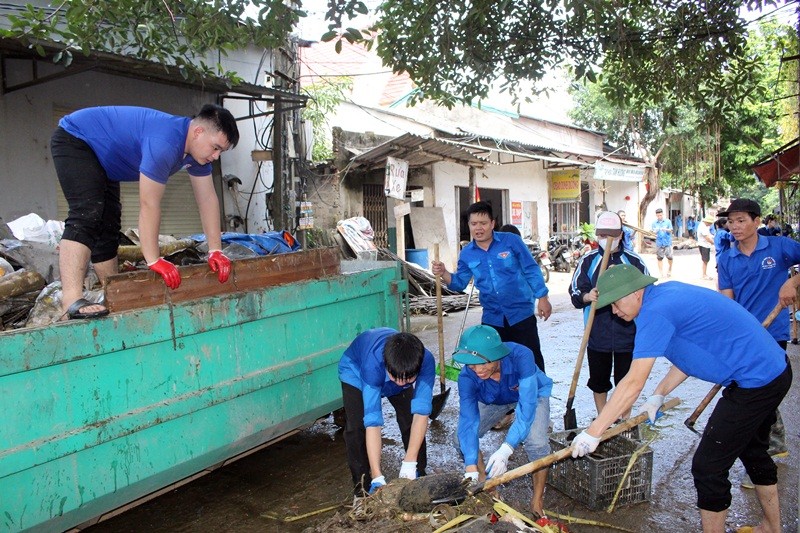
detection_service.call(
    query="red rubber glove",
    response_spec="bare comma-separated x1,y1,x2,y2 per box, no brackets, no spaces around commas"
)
208,250,231,283
148,258,181,289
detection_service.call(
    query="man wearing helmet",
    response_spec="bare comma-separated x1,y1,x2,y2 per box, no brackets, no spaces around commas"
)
452,325,553,517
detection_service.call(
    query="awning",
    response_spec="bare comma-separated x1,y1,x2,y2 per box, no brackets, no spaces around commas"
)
349,133,494,170
752,138,800,187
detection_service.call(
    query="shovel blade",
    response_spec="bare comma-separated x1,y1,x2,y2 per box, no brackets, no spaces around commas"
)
430,387,451,421
563,408,577,431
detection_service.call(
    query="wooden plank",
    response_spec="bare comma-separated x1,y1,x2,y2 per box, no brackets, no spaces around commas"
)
105,248,341,313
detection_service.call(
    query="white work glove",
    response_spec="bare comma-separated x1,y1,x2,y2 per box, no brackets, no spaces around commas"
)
399,460,418,479
571,430,601,458
368,475,386,494
639,394,665,424
485,442,514,478
464,471,479,482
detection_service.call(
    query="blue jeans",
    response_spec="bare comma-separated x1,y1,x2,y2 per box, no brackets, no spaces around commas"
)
454,396,551,462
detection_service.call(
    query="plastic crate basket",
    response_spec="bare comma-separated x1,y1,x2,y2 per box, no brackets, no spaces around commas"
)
547,430,653,510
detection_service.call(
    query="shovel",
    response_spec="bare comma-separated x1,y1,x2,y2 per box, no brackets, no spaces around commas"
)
683,302,783,433
401,398,681,511
430,243,451,421
564,242,614,430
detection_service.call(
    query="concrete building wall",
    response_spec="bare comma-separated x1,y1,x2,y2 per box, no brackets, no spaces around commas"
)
0,47,278,235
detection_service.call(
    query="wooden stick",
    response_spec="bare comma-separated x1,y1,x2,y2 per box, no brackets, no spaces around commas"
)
435,243,446,391
473,398,681,494
564,242,614,421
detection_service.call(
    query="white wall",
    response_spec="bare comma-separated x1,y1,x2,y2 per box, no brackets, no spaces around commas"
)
433,159,549,270
0,48,276,234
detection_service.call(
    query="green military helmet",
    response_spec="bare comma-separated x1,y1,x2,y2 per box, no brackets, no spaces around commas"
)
452,325,510,365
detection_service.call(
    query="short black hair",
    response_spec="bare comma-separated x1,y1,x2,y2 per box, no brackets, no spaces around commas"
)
384,332,424,380
195,104,239,147
498,224,521,236
466,201,493,220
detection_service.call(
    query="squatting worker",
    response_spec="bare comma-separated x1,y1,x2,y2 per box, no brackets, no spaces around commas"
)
569,211,650,417
571,265,791,533
431,201,552,372
453,325,552,517
338,328,434,498
52,105,238,320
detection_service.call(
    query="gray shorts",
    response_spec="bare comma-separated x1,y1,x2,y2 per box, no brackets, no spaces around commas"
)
656,245,673,260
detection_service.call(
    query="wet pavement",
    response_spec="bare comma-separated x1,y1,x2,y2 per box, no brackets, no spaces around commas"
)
86,249,799,532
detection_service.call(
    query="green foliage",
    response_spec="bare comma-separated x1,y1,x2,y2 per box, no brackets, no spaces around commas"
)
578,223,596,243
0,0,304,84
301,77,352,162
571,19,797,206
347,0,785,115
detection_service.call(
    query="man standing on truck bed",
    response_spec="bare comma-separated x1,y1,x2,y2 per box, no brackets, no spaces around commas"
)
431,201,552,372
52,104,238,320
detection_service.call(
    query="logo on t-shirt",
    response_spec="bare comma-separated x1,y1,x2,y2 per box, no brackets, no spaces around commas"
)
497,252,510,259
761,256,777,270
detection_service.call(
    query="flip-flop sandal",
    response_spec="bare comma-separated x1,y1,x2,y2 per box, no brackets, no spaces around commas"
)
66,298,109,320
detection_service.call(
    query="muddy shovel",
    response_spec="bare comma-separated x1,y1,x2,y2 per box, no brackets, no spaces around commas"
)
401,398,681,511
430,243,451,421
684,302,783,433
564,242,614,430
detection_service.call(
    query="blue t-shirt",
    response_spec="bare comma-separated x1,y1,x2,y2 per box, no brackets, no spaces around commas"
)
338,328,435,428
651,219,673,247
633,283,786,388
713,229,734,260
448,232,548,327
621,226,634,252
457,342,553,466
717,235,800,342
59,106,212,184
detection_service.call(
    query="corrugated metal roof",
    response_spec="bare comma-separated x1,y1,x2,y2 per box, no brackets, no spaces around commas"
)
349,133,494,169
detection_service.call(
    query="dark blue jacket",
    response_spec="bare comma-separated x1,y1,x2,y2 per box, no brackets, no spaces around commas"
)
569,247,650,352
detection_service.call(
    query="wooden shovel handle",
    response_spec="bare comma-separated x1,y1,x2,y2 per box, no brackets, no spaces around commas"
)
434,243,446,386
566,242,614,403
475,397,682,494
685,301,783,427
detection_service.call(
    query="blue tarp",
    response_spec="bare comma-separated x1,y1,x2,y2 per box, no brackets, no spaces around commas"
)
190,231,300,256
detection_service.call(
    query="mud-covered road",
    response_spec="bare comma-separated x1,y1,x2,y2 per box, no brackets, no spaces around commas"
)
87,249,799,532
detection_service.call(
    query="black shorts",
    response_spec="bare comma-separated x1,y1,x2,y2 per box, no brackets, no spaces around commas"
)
51,127,121,263
691,361,792,512
699,246,711,263
586,348,633,393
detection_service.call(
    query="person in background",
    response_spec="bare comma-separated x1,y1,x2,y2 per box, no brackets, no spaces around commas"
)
453,325,553,517
716,198,799,488
52,104,237,319
572,265,791,533
758,214,782,237
617,210,635,252
713,218,734,264
675,213,683,238
432,201,552,372
570,212,650,416
697,215,715,281
650,208,673,278
338,328,434,500
686,216,697,239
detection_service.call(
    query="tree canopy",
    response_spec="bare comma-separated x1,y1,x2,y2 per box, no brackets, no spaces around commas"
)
570,18,797,212
1,0,790,113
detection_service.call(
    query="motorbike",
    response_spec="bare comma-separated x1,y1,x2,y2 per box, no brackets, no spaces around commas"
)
547,235,591,273
525,239,551,283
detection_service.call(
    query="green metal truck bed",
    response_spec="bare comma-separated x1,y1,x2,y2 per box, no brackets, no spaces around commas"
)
0,261,405,532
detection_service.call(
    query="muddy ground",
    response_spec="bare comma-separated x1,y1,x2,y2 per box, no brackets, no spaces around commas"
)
86,249,799,532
